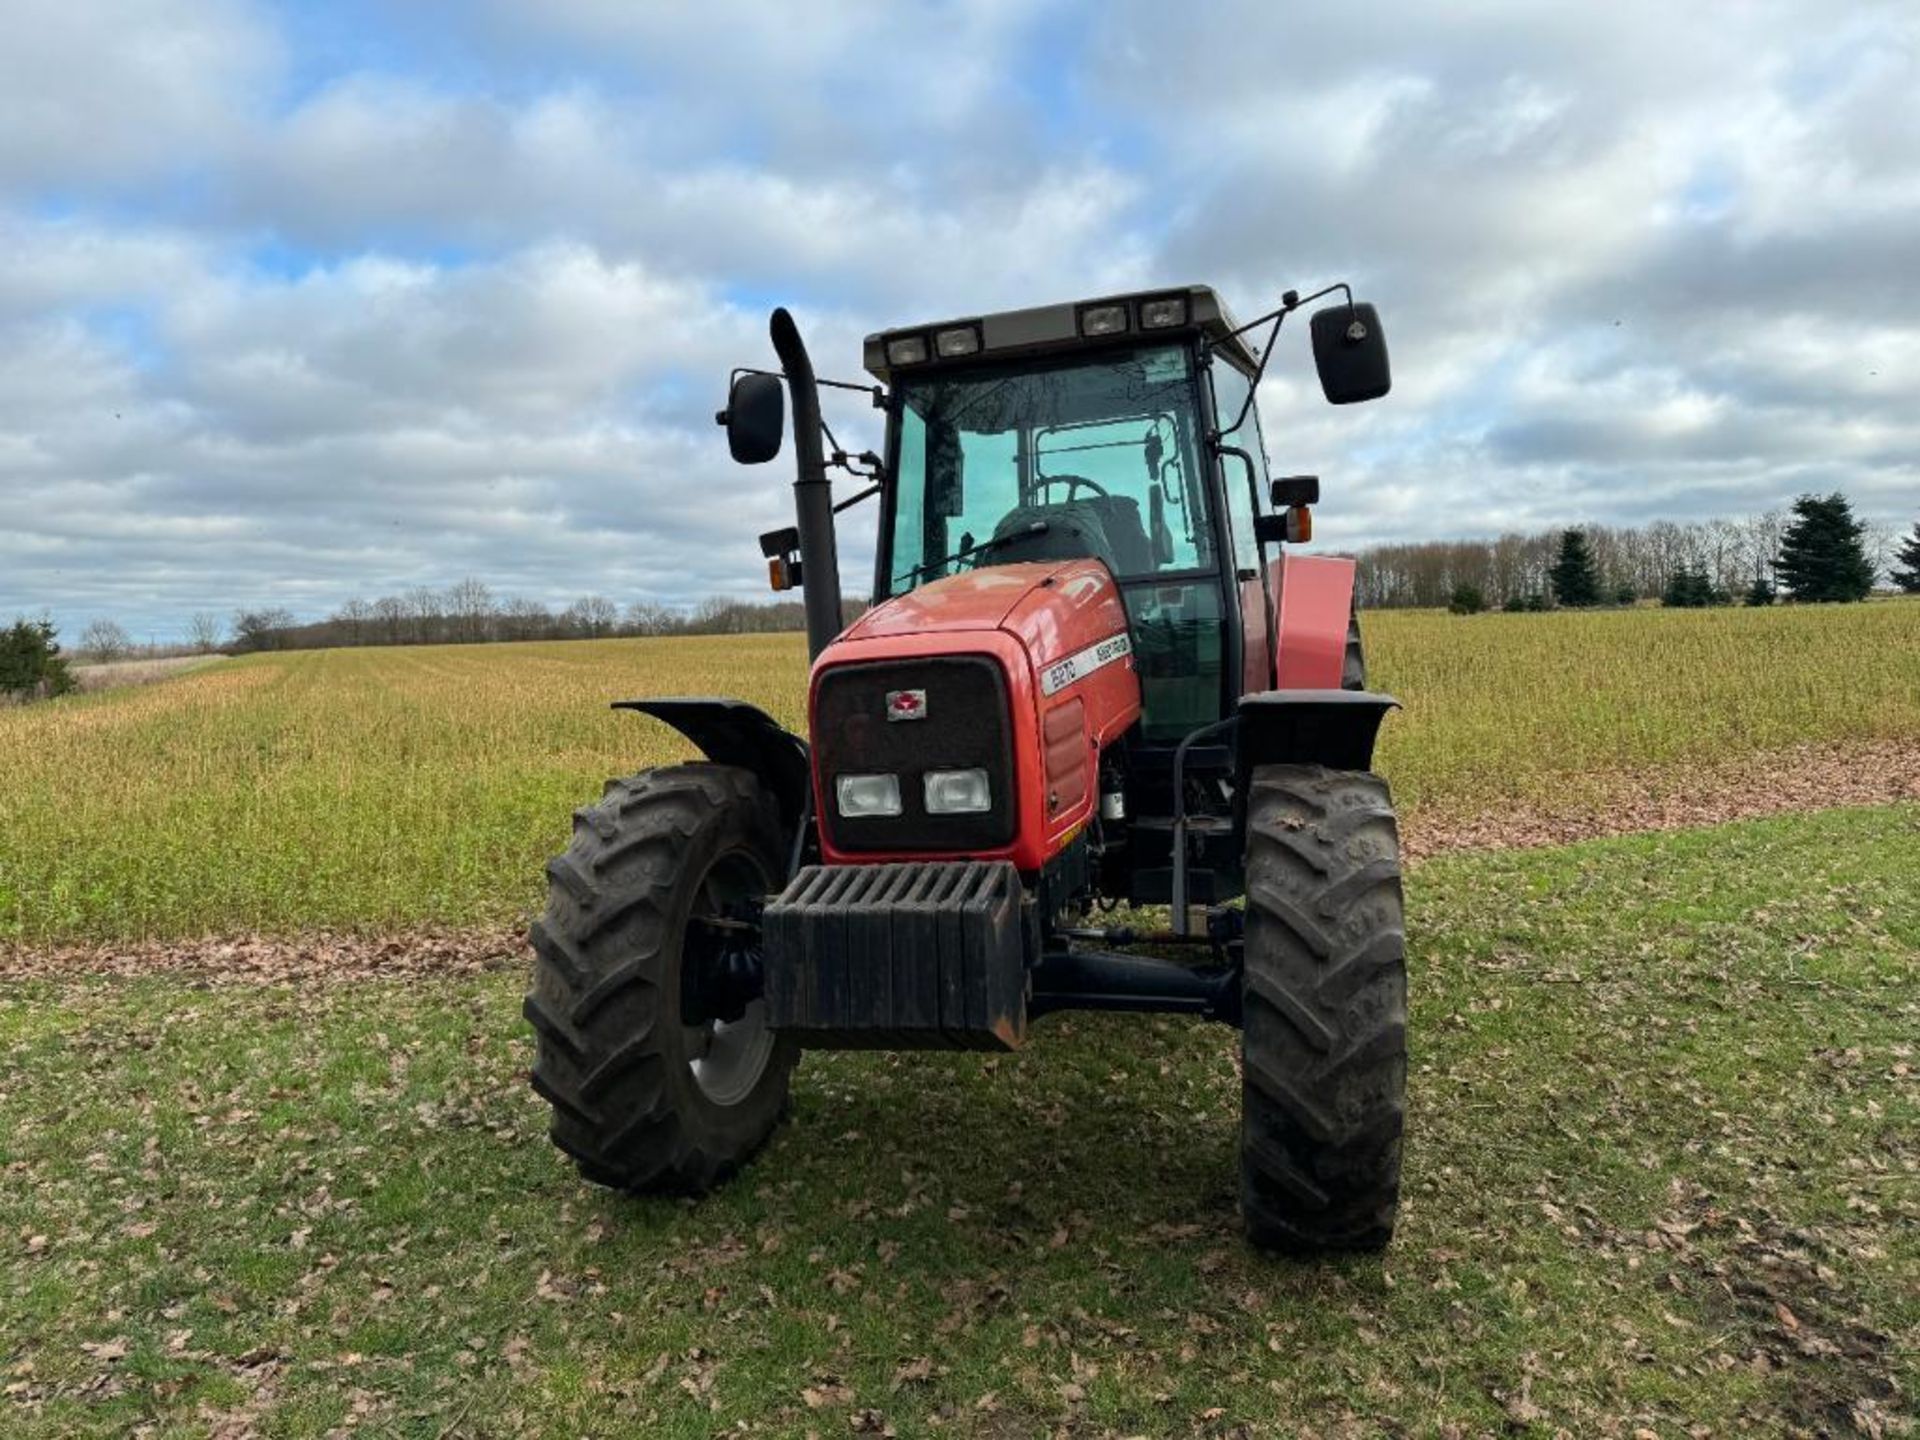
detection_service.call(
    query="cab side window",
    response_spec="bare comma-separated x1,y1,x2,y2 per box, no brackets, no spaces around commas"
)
1209,359,1267,575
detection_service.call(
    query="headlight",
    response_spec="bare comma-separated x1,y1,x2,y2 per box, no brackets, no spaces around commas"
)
1078,303,1128,337
924,768,991,815
836,773,903,817
1139,295,1188,329
885,335,929,366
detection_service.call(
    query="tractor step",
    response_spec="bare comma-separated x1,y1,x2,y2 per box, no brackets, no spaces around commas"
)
760,860,1029,1051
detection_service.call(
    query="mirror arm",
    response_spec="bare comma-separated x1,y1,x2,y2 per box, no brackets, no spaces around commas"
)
1211,315,1284,443
730,366,883,406
722,368,887,451
1217,281,1355,347
821,376,886,407
832,480,883,513
1206,280,1359,441
816,410,885,488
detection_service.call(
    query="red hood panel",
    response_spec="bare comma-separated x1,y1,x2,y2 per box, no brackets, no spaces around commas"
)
812,555,1142,873
840,562,1074,639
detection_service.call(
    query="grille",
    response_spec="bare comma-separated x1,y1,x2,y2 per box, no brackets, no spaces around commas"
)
814,656,1016,852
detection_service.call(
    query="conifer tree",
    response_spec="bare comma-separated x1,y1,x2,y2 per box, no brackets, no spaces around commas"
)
1775,493,1874,603
1548,529,1600,608
1893,517,1920,595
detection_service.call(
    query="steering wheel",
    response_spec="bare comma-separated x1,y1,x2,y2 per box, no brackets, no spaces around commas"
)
1034,473,1108,505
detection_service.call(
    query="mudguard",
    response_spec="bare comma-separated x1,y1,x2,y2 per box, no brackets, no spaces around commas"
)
613,697,812,831
1269,552,1356,690
1235,688,1399,778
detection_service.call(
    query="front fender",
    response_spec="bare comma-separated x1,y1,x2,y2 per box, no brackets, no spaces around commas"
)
1270,552,1357,690
1235,688,1399,778
613,697,811,832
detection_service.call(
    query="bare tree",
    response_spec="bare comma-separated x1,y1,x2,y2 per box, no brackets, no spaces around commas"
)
564,595,619,638
402,587,442,645
1748,510,1787,583
446,577,496,644
372,595,406,645
625,600,680,637
1862,520,1900,586
335,598,373,647
498,596,553,642
187,612,225,653
79,618,134,663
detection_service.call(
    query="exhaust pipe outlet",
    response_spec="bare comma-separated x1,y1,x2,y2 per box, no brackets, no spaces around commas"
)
769,307,844,662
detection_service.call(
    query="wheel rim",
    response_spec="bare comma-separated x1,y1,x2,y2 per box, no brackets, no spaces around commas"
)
682,849,776,1107
688,999,775,1107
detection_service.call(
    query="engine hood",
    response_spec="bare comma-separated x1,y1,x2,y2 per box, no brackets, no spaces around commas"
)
839,562,1076,640
809,554,1142,875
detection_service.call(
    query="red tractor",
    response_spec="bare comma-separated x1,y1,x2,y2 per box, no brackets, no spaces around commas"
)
525,284,1405,1252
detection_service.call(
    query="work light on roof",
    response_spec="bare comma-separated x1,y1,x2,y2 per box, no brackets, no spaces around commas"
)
886,335,930,367
1078,303,1129,338
933,325,981,358
1139,295,1188,329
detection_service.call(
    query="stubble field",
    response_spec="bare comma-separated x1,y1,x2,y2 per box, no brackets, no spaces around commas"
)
2,600,1917,944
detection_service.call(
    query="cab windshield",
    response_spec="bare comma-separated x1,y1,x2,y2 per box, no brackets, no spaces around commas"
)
884,344,1214,596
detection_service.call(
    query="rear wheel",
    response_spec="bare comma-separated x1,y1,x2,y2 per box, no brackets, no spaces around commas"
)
1239,764,1407,1252
524,764,798,1193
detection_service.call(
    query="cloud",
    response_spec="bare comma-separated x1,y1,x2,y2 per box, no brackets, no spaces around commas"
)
0,0,277,190
0,0,1915,638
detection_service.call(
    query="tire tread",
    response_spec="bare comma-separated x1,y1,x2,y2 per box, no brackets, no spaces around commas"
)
1240,763,1407,1254
524,763,795,1195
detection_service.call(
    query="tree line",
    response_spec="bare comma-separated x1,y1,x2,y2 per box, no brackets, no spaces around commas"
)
227,585,861,654
11,497,1918,698
1355,494,1914,611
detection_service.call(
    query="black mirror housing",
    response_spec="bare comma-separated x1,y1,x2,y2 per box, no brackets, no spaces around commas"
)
721,372,785,464
1309,301,1390,405
1271,474,1319,508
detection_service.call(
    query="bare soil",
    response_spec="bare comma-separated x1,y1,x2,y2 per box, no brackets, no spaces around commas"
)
1401,737,1920,860
0,925,528,984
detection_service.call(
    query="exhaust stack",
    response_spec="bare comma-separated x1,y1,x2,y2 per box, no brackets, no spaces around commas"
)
769,308,844,662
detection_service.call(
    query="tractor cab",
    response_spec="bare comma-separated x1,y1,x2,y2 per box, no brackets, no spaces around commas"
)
871,303,1245,745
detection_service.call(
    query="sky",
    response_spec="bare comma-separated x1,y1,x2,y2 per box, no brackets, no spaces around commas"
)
2,0,1916,640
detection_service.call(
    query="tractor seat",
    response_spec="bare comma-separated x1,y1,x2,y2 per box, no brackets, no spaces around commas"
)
989,494,1155,577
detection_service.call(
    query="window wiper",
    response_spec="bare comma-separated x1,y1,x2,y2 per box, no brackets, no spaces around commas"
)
894,521,1049,587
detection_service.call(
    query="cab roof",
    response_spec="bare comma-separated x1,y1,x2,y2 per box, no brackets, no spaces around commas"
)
862,284,1259,384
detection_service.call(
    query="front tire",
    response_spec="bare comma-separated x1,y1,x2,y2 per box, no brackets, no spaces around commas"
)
1240,765,1407,1252
524,764,798,1194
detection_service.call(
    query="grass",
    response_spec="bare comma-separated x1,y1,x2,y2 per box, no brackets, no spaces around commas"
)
1,601,1917,943
2,804,1914,1436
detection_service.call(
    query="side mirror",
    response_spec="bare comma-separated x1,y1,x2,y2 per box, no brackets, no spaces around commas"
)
718,372,785,464
1309,302,1390,405
1271,474,1319,507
